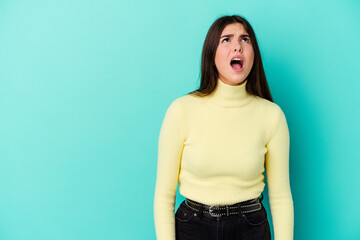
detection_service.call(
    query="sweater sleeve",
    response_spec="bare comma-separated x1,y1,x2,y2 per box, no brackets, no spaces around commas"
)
265,106,294,240
154,98,186,240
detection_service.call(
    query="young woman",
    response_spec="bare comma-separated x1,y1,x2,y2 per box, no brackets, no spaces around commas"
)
154,15,294,240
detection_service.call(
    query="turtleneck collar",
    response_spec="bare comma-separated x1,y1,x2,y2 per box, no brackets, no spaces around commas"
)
207,78,253,108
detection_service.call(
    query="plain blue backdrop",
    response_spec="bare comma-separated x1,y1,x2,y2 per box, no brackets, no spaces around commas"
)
0,0,359,239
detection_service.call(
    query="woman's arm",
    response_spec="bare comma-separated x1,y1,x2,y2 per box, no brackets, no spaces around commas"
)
265,105,294,240
154,98,186,240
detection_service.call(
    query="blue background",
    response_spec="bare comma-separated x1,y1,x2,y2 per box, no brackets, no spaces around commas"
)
0,0,359,239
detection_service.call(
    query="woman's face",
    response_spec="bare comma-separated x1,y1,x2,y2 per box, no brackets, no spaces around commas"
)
214,22,254,86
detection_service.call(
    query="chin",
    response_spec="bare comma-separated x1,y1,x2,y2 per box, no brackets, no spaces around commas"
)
223,79,245,86
231,77,247,85
219,73,247,85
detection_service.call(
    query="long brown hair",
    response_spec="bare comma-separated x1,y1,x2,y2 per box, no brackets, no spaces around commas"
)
187,15,273,102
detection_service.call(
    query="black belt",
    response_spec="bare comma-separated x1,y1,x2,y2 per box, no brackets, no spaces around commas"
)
185,194,263,217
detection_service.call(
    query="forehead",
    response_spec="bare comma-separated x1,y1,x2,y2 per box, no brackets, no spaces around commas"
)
221,22,248,35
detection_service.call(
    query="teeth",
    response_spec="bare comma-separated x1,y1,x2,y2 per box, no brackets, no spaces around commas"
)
232,58,242,61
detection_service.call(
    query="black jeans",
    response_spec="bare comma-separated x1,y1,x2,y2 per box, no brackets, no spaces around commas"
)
175,196,271,240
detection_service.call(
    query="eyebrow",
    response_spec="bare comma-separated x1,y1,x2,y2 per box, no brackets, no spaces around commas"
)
220,34,250,38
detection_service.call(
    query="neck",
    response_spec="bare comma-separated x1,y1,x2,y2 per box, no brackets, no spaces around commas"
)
207,78,253,108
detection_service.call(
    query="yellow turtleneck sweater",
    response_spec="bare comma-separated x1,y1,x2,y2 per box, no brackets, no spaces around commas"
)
154,79,294,240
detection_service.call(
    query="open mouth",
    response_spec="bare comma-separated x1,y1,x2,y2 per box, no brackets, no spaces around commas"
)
230,58,243,71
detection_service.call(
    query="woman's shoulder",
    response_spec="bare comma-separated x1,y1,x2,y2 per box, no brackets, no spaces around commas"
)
251,95,285,115
164,94,198,112
171,93,207,106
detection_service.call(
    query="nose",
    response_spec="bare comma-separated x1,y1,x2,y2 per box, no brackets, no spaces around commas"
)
233,41,242,52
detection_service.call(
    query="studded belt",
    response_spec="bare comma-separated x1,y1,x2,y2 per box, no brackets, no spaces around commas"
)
185,194,263,217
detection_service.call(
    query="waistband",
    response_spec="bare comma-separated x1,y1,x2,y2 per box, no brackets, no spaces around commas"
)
185,193,263,217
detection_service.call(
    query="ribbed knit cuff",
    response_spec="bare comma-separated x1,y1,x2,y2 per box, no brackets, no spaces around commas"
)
274,224,293,240
155,222,175,240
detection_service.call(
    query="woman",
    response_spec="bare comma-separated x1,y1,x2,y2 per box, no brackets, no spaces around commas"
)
154,15,294,240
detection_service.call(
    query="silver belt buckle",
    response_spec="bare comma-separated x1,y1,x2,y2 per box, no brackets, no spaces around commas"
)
209,205,222,217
